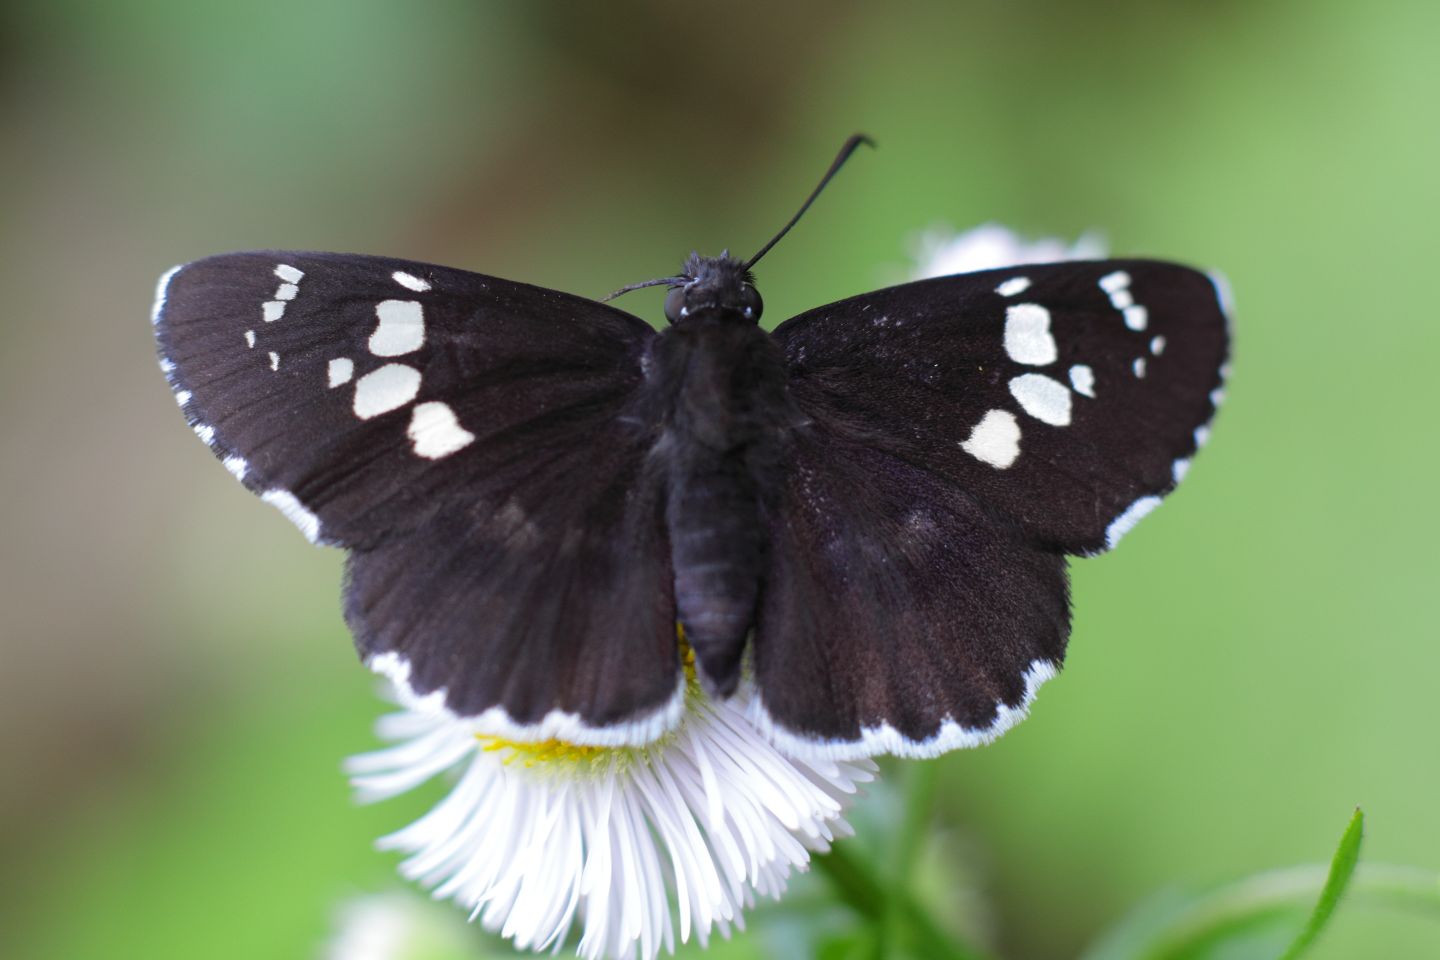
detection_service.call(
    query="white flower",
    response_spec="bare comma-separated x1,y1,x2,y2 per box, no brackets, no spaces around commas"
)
911,223,1105,280
326,895,418,960
347,651,876,960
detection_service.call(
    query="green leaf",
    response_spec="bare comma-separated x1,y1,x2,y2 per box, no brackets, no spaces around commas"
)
1081,809,1385,960
1276,807,1364,960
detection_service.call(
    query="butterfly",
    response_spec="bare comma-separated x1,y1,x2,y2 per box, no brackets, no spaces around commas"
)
153,136,1229,761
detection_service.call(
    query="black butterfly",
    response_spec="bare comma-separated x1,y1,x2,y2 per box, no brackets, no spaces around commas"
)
153,136,1229,760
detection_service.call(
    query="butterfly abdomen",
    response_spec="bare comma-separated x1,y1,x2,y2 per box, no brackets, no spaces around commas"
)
650,320,793,696
666,463,763,696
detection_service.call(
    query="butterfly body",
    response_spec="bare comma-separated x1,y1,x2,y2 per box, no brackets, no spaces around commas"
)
644,255,797,695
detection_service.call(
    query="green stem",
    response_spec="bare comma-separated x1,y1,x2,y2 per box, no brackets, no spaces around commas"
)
815,841,995,960
894,760,942,881
881,759,943,956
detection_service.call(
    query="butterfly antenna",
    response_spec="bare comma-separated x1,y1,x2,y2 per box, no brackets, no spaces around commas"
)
601,276,681,302
744,133,875,271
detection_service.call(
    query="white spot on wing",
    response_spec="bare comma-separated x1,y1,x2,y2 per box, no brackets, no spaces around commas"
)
353,363,421,419
369,300,426,357
223,456,249,481
151,265,183,325
193,423,215,445
392,270,431,292
274,282,299,301
1150,335,1166,355
747,659,1058,761
407,401,475,459
1098,271,1130,294
995,276,1031,297
961,409,1021,468
328,357,354,388
362,649,689,749
1100,270,1147,330
244,329,256,348
1195,424,1212,448
1106,495,1162,550
1008,372,1073,426
1068,364,1095,398
175,389,191,407
268,351,280,371
1003,303,1058,365
1133,357,1147,378
261,488,321,543
274,264,303,283
1172,458,1191,482
1208,270,1235,321
262,301,285,322
159,357,176,374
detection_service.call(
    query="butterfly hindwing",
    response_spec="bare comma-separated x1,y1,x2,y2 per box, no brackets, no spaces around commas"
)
342,414,683,743
750,421,1069,758
771,259,1230,555
155,251,682,743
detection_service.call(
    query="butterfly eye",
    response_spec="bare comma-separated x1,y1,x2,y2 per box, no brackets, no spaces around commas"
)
740,285,763,322
664,286,687,323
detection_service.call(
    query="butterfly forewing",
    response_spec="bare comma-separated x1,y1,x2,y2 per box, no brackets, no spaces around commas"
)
155,251,683,744
156,251,656,547
771,259,1230,555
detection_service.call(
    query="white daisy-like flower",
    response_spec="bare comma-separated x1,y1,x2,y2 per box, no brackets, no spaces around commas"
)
912,222,1106,279
348,646,876,960
326,895,417,960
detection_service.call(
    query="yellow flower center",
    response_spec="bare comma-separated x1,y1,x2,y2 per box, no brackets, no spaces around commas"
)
476,736,611,767
474,626,701,772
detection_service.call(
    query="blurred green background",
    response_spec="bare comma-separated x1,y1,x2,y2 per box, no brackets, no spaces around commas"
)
2,1,1437,958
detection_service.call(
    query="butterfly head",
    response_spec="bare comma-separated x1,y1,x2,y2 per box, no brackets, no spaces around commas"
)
663,252,763,325
606,135,873,323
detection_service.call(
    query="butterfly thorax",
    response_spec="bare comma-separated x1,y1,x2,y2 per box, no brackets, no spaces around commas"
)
647,310,793,697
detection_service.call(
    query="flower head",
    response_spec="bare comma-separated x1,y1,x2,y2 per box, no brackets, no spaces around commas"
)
348,650,875,960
